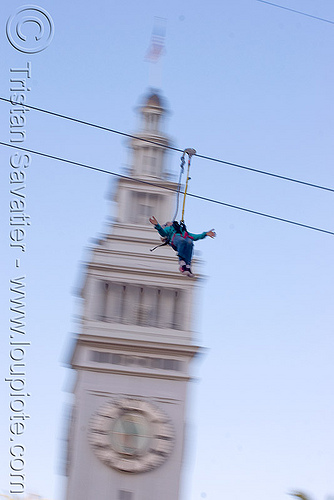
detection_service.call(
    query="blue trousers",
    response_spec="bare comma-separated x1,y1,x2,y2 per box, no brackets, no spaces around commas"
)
172,234,194,265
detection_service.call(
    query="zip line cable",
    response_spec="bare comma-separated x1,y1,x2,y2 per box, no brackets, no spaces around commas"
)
0,97,182,152
256,0,334,25
1,97,334,194
1,140,333,237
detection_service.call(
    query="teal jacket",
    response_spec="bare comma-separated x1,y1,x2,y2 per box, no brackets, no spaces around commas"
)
154,223,207,242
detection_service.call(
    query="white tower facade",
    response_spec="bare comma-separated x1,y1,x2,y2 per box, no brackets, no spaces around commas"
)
66,91,201,500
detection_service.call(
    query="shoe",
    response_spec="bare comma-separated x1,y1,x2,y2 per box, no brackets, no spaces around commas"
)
179,264,187,274
179,264,194,277
185,265,194,277
179,260,186,273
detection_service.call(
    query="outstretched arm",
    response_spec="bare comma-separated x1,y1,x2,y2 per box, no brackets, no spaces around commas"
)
189,228,216,240
149,216,169,238
206,229,216,238
149,216,158,225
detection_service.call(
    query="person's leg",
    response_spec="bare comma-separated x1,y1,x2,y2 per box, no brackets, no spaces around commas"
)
173,235,194,275
181,237,194,265
173,235,193,264
173,235,186,272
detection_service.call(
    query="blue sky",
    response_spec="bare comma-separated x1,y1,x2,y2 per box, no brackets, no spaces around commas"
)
1,0,334,499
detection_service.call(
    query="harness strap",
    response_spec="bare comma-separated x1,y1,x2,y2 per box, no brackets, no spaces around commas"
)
172,153,186,222
150,240,169,252
180,148,196,225
151,227,193,253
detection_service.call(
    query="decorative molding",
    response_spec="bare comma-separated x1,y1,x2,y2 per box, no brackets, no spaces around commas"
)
75,336,201,356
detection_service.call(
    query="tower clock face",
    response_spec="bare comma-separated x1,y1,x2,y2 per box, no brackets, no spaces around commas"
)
88,398,174,473
111,411,151,456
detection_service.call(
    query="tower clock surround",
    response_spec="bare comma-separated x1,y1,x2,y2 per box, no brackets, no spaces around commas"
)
88,397,174,473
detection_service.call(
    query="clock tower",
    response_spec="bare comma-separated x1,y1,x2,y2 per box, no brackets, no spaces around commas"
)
65,91,201,500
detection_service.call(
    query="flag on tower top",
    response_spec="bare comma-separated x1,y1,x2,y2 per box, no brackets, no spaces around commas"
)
145,18,166,63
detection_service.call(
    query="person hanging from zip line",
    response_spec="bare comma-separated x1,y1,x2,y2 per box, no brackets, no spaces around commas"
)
149,216,216,277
